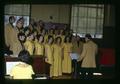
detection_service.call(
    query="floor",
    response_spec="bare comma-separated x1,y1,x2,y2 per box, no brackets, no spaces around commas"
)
52,75,72,79
51,72,115,79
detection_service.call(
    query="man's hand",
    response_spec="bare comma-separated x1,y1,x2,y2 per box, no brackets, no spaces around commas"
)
45,58,48,62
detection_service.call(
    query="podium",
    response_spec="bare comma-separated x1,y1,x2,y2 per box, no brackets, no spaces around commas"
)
31,56,46,75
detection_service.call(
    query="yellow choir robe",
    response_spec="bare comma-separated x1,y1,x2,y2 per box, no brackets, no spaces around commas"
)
5,24,22,56
53,35,65,45
44,35,48,44
60,35,65,45
78,40,98,68
53,34,57,39
48,34,54,36
53,44,63,76
4,23,13,47
53,34,59,39
62,43,73,73
24,40,34,55
34,42,44,56
34,38,38,43
10,63,34,79
35,26,41,35
45,44,54,77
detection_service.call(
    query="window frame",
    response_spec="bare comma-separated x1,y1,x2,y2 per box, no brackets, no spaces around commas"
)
70,4,104,39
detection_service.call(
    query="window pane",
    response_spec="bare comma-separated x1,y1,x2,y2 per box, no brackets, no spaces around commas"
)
97,5,104,8
88,4,97,7
95,34,103,38
72,27,78,33
71,7,75,16
79,4,97,7
71,4,104,38
77,33,85,37
70,16,74,28
23,16,30,27
71,16,78,32
87,28,96,34
88,18,96,28
77,27,86,33
98,8,104,18
5,4,30,16
4,15,9,26
72,7,78,16
72,17,78,27
78,17,87,28
97,19,103,27
88,8,96,18
78,7,88,17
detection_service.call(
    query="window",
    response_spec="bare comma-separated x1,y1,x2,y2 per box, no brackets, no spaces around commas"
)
70,4,104,38
4,4,30,27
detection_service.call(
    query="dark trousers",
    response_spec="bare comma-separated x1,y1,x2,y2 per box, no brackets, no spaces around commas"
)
76,61,81,77
45,62,51,77
72,60,78,78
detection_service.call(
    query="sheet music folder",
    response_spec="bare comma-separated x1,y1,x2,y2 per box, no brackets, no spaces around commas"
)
70,53,79,60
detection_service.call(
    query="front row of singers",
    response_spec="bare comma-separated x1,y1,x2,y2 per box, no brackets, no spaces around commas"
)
9,33,98,79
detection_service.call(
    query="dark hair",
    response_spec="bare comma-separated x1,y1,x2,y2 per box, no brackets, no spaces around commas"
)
18,32,25,37
64,35,71,43
27,32,34,37
55,37,62,44
32,29,38,35
54,29,59,35
38,20,45,28
9,16,15,22
18,50,31,64
27,32,34,41
85,34,92,40
60,29,65,35
37,34,44,43
16,17,24,24
17,32,26,43
48,35,54,44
